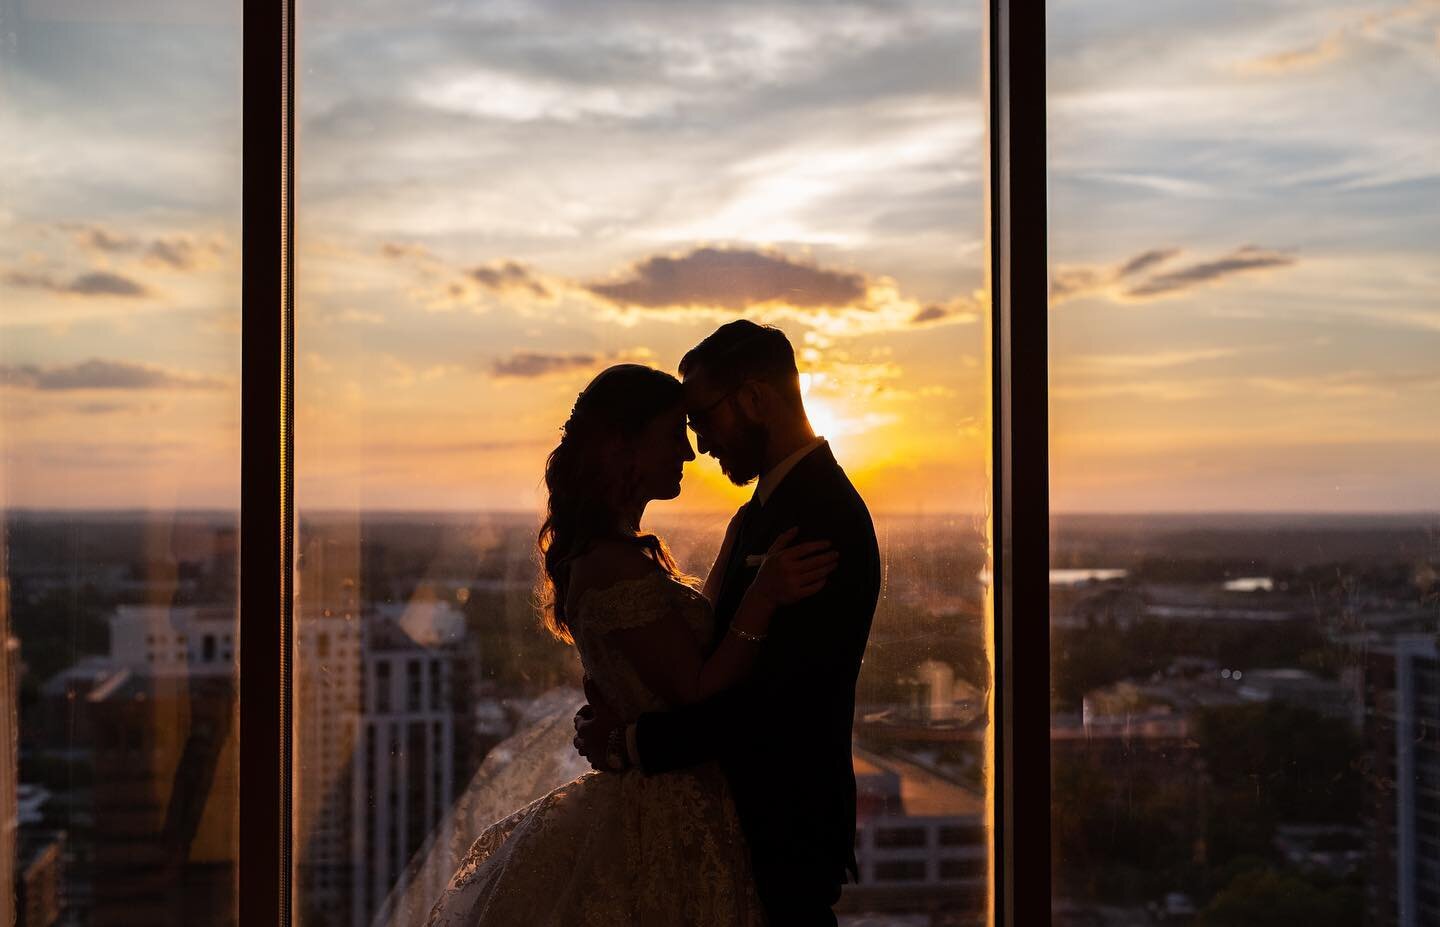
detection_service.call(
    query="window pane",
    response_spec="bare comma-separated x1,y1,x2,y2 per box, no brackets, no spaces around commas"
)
295,2,990,924
0,3,242,925
1048,2,1440,923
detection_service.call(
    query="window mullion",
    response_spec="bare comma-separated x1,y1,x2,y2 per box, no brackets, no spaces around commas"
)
240,0,296,924
989,0,1051,924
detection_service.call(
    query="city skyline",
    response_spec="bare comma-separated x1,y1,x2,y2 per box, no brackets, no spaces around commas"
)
1,0,1437,514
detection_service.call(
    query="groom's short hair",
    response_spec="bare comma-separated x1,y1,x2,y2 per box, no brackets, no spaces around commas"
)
680,320,801,401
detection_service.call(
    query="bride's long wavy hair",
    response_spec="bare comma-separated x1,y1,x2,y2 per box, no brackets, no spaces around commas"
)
538,364,686,643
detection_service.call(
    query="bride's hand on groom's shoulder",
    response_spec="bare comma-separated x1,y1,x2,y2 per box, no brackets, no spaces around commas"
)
751,527,841,607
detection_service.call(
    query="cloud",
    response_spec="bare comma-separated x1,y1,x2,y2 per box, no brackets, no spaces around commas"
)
1049,266,1111,304
380,242,436,261
1051,246,1295,305
320,307,386,326
3,269,151,298
910,296,983,326
381,245,557,312
1123,246,1296,299
910,304,949,324
73,401,133,415
390,242,975,335
468,260,553,299
1245,370,1440,400
1050,378,1225,402
359,437,552,458
0,358,227,391
490,348,654,380
1068,347,1244,371
1051,247,1182,303
419,67,685,124
373,354,467,388
1236,0,1440,75
492,351,601,379
145,235,224,271
1241,32,1347,74
69,271,150,296
66,223,136,252
1116,248,1183,278
61,223,226,271
586,246,868,312
1050,368,1440,406
582,244,979,335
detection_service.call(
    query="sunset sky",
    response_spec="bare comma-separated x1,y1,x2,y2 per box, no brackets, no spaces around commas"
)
1,0,1436,514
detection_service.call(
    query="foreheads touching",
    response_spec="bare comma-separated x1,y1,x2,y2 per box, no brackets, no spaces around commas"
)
679,320,803,426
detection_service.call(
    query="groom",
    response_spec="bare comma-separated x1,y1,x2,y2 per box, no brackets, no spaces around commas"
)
575,320,882,925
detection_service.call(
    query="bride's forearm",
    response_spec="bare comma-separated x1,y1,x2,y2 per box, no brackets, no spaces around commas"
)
702,510,745,605
690,588,774,701
701,549,728,605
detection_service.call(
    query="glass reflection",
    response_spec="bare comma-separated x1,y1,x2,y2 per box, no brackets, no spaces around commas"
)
0,3,242,924
1048,0,1440,922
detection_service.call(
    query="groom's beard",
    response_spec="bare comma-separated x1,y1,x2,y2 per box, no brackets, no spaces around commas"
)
718,420,768,486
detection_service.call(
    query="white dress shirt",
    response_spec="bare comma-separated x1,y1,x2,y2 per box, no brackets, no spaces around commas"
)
753,436,826,507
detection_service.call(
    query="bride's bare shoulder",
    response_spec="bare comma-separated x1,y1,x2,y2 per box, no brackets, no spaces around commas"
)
567,540,658,601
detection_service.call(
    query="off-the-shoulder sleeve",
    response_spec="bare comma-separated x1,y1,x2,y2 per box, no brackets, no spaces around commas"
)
574,572,674,635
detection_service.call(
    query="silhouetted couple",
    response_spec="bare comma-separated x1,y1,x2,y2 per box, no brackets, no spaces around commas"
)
426,320,881,926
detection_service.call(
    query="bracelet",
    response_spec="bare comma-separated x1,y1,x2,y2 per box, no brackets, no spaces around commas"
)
605,726,629,771
731,624,767,643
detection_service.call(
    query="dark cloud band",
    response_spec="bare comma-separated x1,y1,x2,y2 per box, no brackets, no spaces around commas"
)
587,246,868,312
1052,245,1295,304
0,358,226,391
491,351,601,379
1124,247,1295,299
468,261,553,299
4,269,150,298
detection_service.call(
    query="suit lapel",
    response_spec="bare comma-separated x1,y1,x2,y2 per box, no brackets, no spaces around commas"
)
712,445,839,641
723,499,759,579
713,499,759,639
761,442,836,515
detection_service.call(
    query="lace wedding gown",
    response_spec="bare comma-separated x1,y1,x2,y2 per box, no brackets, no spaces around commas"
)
424,571,766,926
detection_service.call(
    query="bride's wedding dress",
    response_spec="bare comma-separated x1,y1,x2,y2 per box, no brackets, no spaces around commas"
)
424,571,766,926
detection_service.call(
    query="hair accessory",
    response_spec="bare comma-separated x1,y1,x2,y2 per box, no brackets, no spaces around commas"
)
562,389,590,436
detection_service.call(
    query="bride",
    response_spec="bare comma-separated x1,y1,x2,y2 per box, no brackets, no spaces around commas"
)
425,363,838,926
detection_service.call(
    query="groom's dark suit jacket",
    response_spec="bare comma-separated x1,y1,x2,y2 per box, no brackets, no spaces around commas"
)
636,443,881,918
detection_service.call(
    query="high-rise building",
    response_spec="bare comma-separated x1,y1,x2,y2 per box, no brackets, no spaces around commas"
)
354,619,457,927
1365,634,1440,927
842,748,988,922
36,599,245,927
293,522,366,927
88,670,237,927
107,605,236,677
290,588,465,927
294,610,363,927
2,531,17,927
1395,636,1439,927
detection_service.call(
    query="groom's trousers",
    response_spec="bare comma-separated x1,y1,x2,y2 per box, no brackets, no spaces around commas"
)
756,870,841,927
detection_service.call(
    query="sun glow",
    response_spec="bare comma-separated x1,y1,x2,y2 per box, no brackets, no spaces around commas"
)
802,393,851,459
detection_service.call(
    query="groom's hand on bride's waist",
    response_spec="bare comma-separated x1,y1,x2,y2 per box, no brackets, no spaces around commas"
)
574,674,628,772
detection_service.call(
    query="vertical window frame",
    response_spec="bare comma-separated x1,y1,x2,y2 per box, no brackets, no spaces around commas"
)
989,0,1052,924
240,0,296,924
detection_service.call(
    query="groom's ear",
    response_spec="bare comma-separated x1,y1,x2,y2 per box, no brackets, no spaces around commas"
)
733,379,766,418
